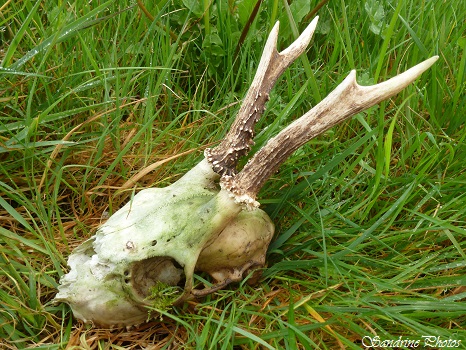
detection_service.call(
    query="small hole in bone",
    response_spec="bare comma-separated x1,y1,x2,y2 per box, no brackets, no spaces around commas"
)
151,240,157,246
124,269,131,284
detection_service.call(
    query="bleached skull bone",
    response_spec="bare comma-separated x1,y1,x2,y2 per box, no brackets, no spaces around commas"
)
55,159,274,327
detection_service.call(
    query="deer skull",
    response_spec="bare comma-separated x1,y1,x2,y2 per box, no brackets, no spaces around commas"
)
55,158,274,326
55,16,438,327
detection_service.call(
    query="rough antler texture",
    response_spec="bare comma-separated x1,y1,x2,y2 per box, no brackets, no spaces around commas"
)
205,17,319,176
223,56,439,202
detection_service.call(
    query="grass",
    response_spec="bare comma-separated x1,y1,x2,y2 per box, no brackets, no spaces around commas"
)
1,0,465,348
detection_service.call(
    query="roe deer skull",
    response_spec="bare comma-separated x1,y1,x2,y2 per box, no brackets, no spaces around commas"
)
55,16,438,327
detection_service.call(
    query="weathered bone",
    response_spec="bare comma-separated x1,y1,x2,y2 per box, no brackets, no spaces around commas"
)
224,56,439,202
205,17,319,176
55,16,438,328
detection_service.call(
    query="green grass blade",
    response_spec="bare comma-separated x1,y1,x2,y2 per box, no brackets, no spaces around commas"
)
374,0,403,81
0,196,33,231
333,182,415,259
398,14,429,56
0,0,41,67
6,0,115,70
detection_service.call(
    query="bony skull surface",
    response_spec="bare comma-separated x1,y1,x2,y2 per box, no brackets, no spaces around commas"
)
196,208,274,286
55,159,274,327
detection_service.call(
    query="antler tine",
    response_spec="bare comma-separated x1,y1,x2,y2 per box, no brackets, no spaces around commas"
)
205,17,320,176
225,56,439,205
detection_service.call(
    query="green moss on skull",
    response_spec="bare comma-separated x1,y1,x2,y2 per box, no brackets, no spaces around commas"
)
146,280,182,312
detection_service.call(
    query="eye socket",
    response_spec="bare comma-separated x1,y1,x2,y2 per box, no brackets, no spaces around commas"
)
130,256,185,298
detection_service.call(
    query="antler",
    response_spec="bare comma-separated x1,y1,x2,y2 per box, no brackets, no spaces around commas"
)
205,16,437,206
205,17,319,176
223,55,439,204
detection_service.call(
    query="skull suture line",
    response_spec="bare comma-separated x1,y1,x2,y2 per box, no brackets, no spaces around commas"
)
55,17,438,327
